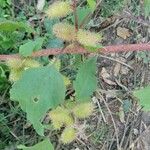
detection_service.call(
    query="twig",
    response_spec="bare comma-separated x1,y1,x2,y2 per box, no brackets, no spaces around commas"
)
0,43,150,61
94,96,107,123
98,54,134,70
97,91,121,150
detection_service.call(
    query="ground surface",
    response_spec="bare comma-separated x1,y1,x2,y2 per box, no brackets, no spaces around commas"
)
0,0,150,150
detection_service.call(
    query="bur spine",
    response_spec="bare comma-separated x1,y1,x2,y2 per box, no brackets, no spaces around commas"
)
61,127,76,144
53,23,76,42
73,102,94,119
49,106,74,130
77,29,102,47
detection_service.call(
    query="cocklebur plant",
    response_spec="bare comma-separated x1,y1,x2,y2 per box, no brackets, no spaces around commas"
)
6,0,100,148
46,0,102,49
1,0,149,149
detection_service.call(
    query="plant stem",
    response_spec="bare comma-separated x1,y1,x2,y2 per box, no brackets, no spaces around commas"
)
0,43,150,61
73,0,78,31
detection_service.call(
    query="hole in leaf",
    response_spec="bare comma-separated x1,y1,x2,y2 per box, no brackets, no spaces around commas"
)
33,97,39,103
48,55,54,60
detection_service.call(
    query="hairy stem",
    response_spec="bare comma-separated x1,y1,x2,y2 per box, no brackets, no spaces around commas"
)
0,43,150,61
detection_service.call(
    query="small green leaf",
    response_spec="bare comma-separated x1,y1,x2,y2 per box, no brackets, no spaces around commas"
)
19,40,35,57
133,86,150,111
47,38,64,48
44,18,58,34
10,66,66,135
17,139,54,150
0,21,33,32
34,37,45,51
0,66,6,78
71,7,91,25
0,0,7,7
144,0,150,17
73,57,97,102
87,0,96,11
19,38,44,57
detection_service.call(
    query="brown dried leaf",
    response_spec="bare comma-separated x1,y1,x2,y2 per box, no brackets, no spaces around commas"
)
100,67,116,85
117,27,131,39
113,63,121,77
119,105,125,123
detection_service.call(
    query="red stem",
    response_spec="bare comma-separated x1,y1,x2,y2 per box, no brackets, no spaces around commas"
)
73,0,78,31
0,43,150,61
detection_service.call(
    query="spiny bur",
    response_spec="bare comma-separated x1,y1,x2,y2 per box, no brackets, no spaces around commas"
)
61,127,76,144
49,106,74,130
63,75,71,86
23,58,41,70
73,102,94,119
7,58,40,81
53,23,76,42
9,69,23,82
46,1,73,18
7,58,24,70
77,29,102,47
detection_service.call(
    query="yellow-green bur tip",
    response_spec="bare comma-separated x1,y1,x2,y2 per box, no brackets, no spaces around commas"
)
61,127,76,144
9,69,23,82
72,102,94,119
7,58,23,70
7,58,41,82
77,29,102,47
46,1,73,18
7,59,24,81
23,58,41,69
49,106,74,130
53,23,76,42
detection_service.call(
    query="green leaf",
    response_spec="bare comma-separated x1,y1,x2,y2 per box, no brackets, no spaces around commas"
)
17,139,54,150
34,37,45,51
73,57,97,102
0,21,33,32
44,18,58,34
19,38,44,57
47,38,64,48
144,0,150,17
0,66,6,78
10,66,66,135
133,86,150,111
19,40,35,57
87,0,96,11
71,7,91,25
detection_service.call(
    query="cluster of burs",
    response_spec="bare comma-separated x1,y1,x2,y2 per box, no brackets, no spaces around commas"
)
6,1,100,144
45,1,98,144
